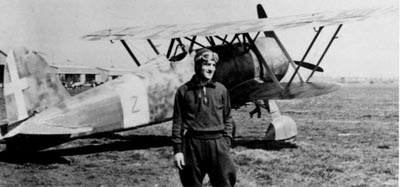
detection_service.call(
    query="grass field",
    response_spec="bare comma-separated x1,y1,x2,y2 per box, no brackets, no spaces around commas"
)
0,83,398,186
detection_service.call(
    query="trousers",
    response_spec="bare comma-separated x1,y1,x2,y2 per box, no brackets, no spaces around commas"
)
179,136,236,187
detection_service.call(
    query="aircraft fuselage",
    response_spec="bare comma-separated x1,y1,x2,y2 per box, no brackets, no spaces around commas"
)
1,37,290,150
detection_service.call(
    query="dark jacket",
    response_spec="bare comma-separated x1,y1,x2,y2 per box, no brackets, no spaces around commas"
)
172,75,234,154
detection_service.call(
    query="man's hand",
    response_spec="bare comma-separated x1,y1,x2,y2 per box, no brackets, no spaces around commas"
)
174,152,185,170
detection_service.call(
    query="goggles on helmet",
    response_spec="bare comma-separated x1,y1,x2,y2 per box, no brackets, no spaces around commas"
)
195,51,219,63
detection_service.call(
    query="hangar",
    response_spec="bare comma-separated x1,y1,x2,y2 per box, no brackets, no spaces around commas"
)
96,67,136,82
50,64,99,83
50,64,135,84
0,52,135,88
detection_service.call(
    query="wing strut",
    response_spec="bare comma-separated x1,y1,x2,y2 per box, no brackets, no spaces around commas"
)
256,4,305,86
214,36,228,44
188,36,197,52
206,36,216,46
147,39,159,55
166,39,176,58
306,24,343,82
287,26,324,87
244,33,284,90
120,40,140,67
185,37,206,49
176,38,184,47
230,34,241,44
266,30,304,83
253,32,261,41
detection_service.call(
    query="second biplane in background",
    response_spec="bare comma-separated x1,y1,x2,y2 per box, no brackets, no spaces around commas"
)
1,4,397,151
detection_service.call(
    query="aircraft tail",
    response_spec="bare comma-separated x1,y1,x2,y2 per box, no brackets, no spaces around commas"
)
2,47,71,130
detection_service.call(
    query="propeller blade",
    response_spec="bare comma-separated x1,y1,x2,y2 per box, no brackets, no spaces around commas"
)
294,61,324,72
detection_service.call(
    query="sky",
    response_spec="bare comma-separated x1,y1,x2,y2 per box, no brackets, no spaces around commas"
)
0,0,398,78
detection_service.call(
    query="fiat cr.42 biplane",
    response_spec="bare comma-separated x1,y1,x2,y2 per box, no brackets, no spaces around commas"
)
0,4,396,151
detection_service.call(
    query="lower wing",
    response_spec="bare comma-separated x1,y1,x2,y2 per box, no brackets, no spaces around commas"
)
229,79,340,107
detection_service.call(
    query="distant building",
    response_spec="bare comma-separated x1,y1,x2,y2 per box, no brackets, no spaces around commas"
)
0,50,6,88
1,57,135,88
96,67,136,82
50,64,99,83
49,64,135,84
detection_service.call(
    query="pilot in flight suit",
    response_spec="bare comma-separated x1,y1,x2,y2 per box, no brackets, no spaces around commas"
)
172,48,236,187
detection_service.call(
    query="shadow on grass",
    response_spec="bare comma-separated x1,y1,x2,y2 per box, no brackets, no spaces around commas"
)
0,134,296,165
233,136,298,150
0,135,172,165
0,151,72,165
47,134,173,156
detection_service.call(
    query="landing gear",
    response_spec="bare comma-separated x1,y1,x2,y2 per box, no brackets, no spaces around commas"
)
249,100,270,118
250,100,297,141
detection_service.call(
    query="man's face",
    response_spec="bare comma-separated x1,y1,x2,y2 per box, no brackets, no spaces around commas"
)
199,60,216,81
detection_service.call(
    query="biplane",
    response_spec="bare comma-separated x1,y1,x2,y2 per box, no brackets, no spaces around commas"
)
0,4,396,151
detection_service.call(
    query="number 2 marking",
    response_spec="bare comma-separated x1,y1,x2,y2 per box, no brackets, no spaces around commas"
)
131,96,140,113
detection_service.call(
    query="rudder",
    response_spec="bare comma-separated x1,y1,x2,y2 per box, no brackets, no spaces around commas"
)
3,47,70,126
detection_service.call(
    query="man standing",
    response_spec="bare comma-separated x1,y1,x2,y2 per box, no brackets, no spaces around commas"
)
172,48,236,187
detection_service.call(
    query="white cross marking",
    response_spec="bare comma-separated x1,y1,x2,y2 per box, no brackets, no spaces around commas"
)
4,51,29,120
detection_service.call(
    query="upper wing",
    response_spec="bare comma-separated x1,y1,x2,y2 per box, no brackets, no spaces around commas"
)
82,6,397,41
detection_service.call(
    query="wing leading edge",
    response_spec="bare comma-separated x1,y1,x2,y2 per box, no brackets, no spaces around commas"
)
82,6,397,41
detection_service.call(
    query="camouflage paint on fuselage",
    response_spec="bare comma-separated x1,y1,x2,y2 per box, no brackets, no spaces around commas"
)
142,37,290,122
3,47,71,127
1,37,290,142
136,54,194,122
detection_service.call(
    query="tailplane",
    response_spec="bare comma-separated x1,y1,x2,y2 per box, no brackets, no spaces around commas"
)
2,47,70,130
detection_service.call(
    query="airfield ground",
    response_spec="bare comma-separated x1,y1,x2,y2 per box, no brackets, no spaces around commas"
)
0,83,398,186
